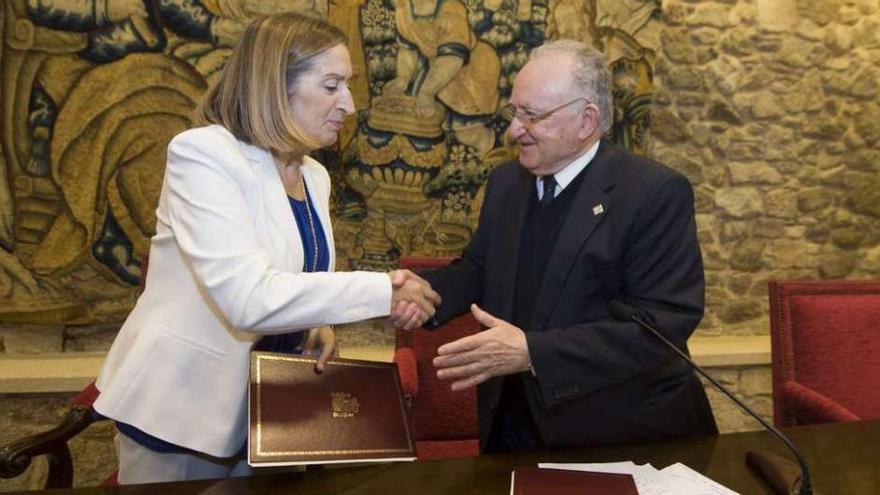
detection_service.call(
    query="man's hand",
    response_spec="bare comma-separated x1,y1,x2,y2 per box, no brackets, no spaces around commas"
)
388,270,442,330
302,326,336,373
433,304,531,391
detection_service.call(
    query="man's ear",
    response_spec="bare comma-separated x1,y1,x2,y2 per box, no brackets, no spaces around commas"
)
577,104,602,141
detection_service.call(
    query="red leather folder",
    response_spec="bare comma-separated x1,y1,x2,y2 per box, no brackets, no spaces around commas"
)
511,467,639,495
248,352,416,466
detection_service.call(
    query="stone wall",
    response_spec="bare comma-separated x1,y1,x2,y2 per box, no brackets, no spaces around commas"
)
702,366,773,432
652,0,880,337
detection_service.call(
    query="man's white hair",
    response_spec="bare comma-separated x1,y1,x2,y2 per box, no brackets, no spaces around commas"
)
529,40,614,133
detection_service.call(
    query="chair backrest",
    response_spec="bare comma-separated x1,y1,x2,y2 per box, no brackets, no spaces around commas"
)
768,279,880,426
397,257,479,443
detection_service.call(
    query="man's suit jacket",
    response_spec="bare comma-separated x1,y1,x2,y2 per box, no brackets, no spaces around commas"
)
95,125,391,457
425,141,716,451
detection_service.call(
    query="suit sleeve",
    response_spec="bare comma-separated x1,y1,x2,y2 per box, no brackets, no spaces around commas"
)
161,129,391,332
525,172,705,408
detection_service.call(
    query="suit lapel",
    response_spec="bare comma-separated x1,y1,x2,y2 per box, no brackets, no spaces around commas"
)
238,141,302,270
495,166,534,319
530,141,616,331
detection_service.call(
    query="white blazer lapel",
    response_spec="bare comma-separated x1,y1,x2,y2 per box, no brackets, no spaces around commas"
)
237,141,303,272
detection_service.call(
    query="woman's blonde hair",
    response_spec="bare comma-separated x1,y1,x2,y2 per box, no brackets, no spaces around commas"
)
193,12,346,154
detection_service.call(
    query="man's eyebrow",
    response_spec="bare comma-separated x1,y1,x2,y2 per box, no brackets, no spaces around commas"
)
511,103,538,113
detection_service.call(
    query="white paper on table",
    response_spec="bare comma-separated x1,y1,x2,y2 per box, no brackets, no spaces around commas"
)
659,462,740,495
537,461,740,495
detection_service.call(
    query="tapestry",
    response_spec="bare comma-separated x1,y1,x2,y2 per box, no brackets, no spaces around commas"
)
0,0,659,324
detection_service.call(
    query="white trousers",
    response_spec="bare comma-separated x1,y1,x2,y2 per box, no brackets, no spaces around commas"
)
115,433,252,484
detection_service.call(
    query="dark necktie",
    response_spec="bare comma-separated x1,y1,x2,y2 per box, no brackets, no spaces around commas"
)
540,175,557,207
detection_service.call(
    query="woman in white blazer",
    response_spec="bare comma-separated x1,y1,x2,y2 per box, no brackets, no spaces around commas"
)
93,12,440,484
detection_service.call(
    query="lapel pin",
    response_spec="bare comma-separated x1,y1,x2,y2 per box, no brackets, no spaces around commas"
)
592,204,604,216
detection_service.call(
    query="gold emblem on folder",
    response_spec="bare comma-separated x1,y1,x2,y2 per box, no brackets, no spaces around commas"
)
331,392,360,418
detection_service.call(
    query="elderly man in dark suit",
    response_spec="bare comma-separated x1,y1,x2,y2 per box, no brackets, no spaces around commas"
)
393,40,717,453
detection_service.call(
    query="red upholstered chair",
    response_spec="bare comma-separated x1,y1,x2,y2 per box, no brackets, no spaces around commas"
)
768,279,880,428
395,257,480,460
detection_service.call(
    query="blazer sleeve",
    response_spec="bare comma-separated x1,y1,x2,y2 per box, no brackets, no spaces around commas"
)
525,172,705,408
160,128,391,332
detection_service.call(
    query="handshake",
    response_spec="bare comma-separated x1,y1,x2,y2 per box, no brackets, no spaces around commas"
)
387,270,442,330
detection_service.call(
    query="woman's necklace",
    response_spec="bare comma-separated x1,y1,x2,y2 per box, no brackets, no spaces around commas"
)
300,174,319,273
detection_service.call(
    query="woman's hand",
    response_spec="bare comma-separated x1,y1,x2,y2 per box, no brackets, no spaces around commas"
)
388,270,441,329
303,326,337,373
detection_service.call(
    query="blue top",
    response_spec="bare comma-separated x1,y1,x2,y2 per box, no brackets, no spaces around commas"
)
253,186,330,353
114,182,331,453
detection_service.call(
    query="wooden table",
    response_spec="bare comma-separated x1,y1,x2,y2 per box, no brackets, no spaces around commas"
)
18,420,880,494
